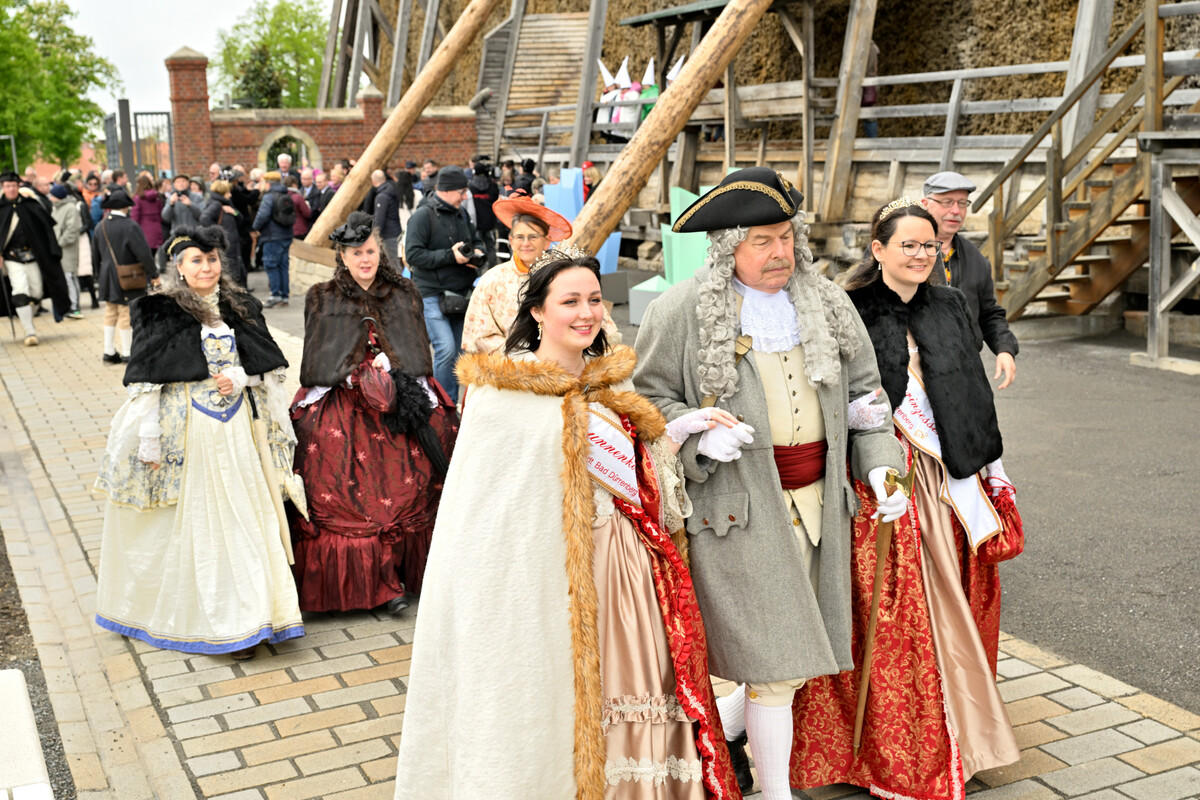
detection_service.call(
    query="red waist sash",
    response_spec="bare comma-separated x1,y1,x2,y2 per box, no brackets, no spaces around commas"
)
773,440,828,490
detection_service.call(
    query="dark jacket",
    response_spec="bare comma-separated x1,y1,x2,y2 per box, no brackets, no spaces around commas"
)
199,197,245,281
849,278,1002,479
131,190,165,249
0,193,71,316
403,194,484,298
468,175,499,232
92,212,159,306
124,292,286,385
316,185,337,219
300,267,434,386
252,183,294,242
299,183,322,221
290,189,312,238
372,181,403,241
943,234,1019,357
229,182,257,236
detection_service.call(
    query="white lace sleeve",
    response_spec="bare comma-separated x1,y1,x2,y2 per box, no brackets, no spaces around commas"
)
262,368,295,442
295,385,332,409
106,383,162,462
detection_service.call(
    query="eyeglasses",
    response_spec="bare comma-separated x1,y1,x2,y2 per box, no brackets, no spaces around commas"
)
890,240,943,257
510,234,546,243
929,198,970,210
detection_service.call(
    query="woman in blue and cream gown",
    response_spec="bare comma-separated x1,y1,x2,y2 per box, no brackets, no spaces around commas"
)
94,227,306,659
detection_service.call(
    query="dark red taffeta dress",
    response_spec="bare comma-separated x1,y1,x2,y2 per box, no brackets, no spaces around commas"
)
289,356,458,612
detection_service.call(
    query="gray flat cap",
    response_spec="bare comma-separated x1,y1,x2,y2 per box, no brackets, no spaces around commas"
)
923,171,976,196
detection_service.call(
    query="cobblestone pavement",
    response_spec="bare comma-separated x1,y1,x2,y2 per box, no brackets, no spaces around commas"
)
1,309,1198,800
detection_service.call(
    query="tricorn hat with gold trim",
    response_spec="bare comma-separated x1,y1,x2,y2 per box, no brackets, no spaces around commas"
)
671,167,803,233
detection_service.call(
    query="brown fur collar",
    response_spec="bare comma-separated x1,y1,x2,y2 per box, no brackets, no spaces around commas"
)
456,345,666,441
457,345,666,798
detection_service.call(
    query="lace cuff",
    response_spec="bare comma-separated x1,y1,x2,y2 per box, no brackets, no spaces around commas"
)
222,366,249,395
137,436,161,464
848,390,889,431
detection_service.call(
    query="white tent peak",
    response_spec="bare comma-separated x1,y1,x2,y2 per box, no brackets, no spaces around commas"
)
615,56,631,89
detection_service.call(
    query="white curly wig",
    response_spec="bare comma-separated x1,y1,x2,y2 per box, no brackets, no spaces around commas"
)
695,212,862,400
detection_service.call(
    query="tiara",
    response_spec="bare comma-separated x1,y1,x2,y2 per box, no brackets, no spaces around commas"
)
528,243,591,274
878,196,920,223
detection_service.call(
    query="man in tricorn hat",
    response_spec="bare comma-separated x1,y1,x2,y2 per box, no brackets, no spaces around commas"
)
0,170,71,345
633,167,908,799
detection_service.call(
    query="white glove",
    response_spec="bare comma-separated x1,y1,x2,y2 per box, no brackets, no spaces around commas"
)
868,465,909,523
137,436,161,465
848,388,888,431
666,409,719,445
416,376,439,407
985,458,1010,484
372,352,391,372
697,421,754,463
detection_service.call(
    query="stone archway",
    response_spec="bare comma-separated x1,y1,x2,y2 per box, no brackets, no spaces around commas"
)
256,125,323,171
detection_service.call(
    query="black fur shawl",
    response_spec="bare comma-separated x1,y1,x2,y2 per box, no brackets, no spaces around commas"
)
849,279,1002,479
123,293,287,386
299,268,434,387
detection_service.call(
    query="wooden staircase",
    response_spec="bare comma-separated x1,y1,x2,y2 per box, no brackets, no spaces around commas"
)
972,5,1200,322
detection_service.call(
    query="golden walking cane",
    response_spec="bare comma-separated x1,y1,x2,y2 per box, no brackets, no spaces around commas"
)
853,466,915,756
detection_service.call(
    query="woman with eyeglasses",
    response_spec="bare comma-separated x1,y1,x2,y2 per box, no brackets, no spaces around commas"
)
461,196,620,355
790,199,1018,800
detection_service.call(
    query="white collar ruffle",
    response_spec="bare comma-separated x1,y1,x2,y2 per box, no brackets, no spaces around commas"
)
733,277,801,353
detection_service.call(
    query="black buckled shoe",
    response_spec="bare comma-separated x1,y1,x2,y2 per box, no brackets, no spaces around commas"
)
727,732,753,793
102,352,124,364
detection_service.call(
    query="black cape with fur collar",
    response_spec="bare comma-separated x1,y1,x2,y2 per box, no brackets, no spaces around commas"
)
300,269,434,387
123,292,287,386
849,279,1001,479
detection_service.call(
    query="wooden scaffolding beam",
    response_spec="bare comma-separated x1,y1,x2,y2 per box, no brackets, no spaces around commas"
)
818,0,877,222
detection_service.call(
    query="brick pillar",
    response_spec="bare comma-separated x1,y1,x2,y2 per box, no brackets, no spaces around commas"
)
165,46,213,178
359,85,385,144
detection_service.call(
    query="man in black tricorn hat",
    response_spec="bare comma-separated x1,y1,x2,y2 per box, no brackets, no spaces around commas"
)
0,170,71,345
633,167,908,798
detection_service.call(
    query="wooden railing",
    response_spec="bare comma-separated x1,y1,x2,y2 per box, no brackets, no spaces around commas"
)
970,2,1198,286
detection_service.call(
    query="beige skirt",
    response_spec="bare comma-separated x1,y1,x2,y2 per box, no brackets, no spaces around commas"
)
594,509,705,800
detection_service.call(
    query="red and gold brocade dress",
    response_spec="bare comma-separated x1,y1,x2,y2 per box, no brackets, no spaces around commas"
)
790,335,1018,800
288,354,458,611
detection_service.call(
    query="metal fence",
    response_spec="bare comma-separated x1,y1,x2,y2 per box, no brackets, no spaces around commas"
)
133,112,174,178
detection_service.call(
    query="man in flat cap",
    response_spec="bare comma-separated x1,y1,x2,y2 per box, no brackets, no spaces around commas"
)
921,171,1019,388
1,171,71,345
633,167,907,799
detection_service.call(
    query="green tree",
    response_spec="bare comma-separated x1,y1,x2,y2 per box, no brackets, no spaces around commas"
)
213,0,326,108
0,0,119,166
236,43,285,109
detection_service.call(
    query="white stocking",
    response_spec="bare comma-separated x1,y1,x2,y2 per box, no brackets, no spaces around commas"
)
119,328,133,357
744,700,794,800
716,684,747,740
103,326,116,355
15,305,35,336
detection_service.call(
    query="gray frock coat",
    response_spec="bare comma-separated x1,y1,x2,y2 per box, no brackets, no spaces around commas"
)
633,268,905,684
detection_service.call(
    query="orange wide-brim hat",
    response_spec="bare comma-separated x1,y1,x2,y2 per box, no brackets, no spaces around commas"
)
493,197,573,242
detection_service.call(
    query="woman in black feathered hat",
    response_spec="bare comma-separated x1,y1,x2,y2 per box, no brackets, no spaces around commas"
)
289,210,458,615
94,225,307,661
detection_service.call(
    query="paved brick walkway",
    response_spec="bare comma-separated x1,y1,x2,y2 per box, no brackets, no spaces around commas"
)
1,310,1197,800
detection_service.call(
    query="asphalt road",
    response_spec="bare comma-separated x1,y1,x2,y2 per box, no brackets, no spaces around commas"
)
254,267,1200,713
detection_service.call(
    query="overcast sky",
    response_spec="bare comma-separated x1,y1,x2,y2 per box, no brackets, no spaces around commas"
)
64,0,334,115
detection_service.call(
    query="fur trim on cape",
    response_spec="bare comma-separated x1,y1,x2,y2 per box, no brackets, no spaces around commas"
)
455,345,666,799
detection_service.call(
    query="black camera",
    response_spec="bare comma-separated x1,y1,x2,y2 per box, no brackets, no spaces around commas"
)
457,243,486,268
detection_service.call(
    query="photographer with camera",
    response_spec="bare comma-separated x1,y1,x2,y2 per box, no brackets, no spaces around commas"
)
403,165,485,403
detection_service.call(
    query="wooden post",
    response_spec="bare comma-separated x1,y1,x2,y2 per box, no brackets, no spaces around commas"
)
819,0,878,222
570,0,608,167
723,61,738,173
989,182,1005,284
886,159,905,199
305,0,506,247
1046,119,1063,272
347,0,371,108
567,0,775,253
536,111,550,174
318,0,345,108
1147,155,1168,360
495,0,529,158
387,0,414,107
1144,0,1164,132
670,126,700,194
332,0,361,107
1062,0,1116,150
417,0,441,73
939,77,964,171
802,0,815,209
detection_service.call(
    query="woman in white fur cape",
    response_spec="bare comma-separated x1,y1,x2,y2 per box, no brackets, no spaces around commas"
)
394,249,743,799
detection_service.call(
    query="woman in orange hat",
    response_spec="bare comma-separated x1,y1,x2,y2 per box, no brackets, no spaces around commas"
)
462,195,620,354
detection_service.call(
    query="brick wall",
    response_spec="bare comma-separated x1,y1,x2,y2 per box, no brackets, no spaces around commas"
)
164,48,477,178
